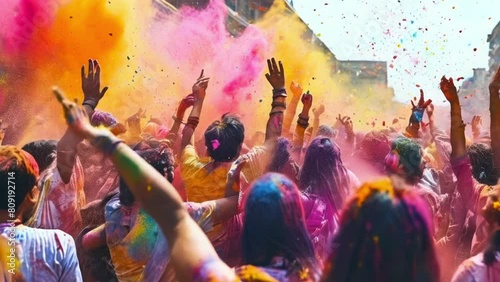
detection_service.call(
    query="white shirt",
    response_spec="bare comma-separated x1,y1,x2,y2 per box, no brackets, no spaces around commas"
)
452,252,500,282
0,224,82,281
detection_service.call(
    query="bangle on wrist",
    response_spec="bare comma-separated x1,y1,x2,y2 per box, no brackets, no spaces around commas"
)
272,88,287,99
271,101,286,109
298,114,309,121
297,118,309,128
186,116,200,129
82,100,98,109
90,135,124,156
269,110,284,116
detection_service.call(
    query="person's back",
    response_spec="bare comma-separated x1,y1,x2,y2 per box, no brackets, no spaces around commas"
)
323,176,440,282
181,112,245,203
452,252,500,282
0,145,82,281
0,224,82,281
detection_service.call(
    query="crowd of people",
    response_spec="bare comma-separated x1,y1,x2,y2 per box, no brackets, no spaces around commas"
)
1,56,500,282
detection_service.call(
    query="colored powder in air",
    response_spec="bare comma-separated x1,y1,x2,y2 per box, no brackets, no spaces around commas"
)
1,0,409,145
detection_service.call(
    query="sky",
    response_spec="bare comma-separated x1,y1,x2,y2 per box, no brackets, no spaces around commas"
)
292,0,500,104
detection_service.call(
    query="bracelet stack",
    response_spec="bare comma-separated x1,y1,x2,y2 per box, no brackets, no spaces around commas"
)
272,88,287,99
271,101,286,109
297,114,309,128
186,117,200,129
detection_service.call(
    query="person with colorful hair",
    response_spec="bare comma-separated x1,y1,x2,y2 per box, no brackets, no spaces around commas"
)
384,136,441,218
80,144,239,282
0,145,82,281
322,176,440,282
238,172,321,281
298,136,360,261
53,82,323,281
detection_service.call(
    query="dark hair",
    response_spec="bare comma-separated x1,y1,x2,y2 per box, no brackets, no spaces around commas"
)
468,143,499,186
242,173,320,280
267,137,291,173
482,191,500,266
0,146,39,210
204,114,244,162
323,177,439,282
484,230,500,266
119,146,175,206
299,137,353,231
22,140,57,173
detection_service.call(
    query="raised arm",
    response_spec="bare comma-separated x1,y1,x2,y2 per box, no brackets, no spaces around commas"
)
283,81,303,137
338,115,355,144
311,104,324,139
125,108,146,142
54,88,234,282
58,60,108,183
181,71,209,152
471,115,483,143
405,90,432,138
264,58,287,143
441,76,466,159
167,94,194,146
489,66,500,169
291,92,312,162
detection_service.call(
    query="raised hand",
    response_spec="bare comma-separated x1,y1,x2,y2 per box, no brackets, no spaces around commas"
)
290,81,303,98
301,92,313,110
192,70,209,101
178,94,195,114
471,115,482,137
81,59,109,108
312,104,325,118
338,114,354,133
410,89,432,123
440,76,459,104
265,58,285,89
53,87,94,138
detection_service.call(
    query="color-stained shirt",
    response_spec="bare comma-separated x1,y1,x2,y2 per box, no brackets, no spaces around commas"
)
105,194,217,282
450,155,496,257
26,157,86,238
181,145,232,202
0,223,82,282
452,252,500,282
